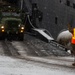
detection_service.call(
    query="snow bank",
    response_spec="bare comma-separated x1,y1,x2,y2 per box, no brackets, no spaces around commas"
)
57,30,72,50
57,30,72,41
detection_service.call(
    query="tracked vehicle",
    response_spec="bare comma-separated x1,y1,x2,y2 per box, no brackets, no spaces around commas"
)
0,5,25,40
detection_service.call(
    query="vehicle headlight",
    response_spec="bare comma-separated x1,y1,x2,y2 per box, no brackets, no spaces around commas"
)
21,27,24,30
20,30,23,33
1,26,4,29
2,30,5,32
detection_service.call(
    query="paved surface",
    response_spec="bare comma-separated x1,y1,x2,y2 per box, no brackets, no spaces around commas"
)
0,55,75,75
0,34,74,75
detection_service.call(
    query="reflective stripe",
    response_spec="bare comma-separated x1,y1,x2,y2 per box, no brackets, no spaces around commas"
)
73,28,75,39
72,38,75,44
72,28,75,44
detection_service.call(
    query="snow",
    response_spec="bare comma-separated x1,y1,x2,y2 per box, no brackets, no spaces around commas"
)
57,30,72,50
0,42,4,55
0,38,75,75
11,41,73,67
0,55,75,75
21,55,74,67
57,30,72,40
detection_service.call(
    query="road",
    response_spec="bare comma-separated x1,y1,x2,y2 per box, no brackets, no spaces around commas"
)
0,55,75,75
0,34,75,75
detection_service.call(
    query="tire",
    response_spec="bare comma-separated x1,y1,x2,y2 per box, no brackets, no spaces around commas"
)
18,33,24,41
2,36,5,40
0,33,6,40
7,34,12,41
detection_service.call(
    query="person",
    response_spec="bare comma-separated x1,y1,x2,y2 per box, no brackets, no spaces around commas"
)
68,22,75,66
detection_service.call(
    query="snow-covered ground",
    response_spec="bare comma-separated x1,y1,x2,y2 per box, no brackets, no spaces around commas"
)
0,55,75,75
0,34,74,75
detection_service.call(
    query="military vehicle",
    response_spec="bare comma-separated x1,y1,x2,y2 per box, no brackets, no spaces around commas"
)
0,5,25,40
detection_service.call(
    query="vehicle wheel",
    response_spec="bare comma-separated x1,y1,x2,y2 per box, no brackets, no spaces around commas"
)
0,34,6,40
7,34,12,41
18,34,24,41
18,36,24,41
2,36,5,40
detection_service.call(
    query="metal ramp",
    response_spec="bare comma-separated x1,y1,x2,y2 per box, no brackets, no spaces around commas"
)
33,28,54,41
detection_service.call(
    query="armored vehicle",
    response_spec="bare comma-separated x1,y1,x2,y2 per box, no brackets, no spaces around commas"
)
0,5,25,40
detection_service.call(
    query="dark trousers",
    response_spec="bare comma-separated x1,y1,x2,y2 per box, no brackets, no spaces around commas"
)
71,44,75,55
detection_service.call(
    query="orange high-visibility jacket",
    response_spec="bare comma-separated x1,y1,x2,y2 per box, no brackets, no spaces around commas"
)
71,28,75,44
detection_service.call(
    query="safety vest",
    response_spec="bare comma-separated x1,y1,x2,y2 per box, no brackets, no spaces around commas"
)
71,28,75,44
